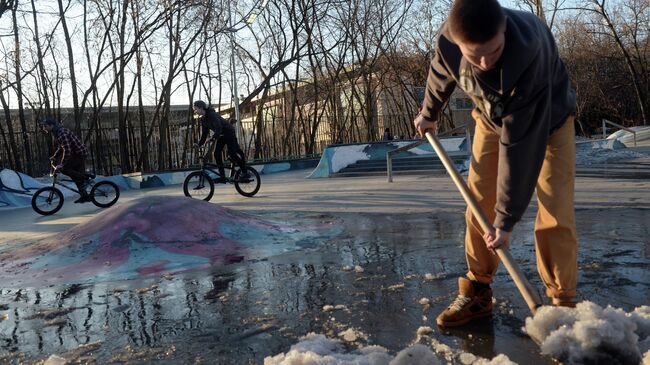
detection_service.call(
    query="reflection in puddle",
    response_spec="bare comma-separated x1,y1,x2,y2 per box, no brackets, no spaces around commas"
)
0,209,648,364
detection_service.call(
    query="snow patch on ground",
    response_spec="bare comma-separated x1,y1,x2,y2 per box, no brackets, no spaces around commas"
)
576,147,648,165
409,137,465,155
524,301,650,365
265,331,517,365
330,145,370,173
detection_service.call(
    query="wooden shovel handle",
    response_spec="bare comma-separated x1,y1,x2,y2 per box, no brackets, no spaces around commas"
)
425,131,542,314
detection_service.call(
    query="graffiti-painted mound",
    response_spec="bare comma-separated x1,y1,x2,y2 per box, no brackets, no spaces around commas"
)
0,196,338,287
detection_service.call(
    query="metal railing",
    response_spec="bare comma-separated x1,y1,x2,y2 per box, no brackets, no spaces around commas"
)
387,125,472,182
602,119,637,147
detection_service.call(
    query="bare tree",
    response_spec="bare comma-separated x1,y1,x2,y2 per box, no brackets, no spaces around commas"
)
30,0,53,116
0,80,20,170
138,1,217,171
0,0,14,19
11,2,33,175
585,0,648,125
57,0,82,133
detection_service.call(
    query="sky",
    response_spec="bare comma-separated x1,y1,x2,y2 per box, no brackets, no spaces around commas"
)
0,0,598,110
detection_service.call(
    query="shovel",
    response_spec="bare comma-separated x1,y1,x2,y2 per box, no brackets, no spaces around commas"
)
424,131,542,314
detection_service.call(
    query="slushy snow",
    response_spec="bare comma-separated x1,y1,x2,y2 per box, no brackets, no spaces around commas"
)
575,147,648,165
265,331,517,365
524,301,650,364
267,301,650,365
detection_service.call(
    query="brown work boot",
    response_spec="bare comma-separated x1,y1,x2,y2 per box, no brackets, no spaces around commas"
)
436,277,493,328
552,297,576,308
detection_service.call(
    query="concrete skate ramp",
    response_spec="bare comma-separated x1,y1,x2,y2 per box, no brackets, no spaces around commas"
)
0,196,339,287
307,138,468,178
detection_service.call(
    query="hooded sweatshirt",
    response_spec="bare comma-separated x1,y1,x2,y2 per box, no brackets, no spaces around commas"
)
420,9,576,232
197,108,234,146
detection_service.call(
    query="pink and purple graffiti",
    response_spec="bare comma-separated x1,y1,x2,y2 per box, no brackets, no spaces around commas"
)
0,196,339,287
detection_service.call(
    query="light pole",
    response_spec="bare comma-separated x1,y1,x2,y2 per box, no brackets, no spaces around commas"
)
227,0,241,141
226,0,269,144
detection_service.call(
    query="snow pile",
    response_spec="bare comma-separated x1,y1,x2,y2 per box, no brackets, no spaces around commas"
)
330,145,369,173
524,301,650,364
265,332,517,365
263,333,395,365
575,148,648,165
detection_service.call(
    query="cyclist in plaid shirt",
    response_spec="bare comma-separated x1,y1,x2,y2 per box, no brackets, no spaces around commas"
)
40,118,91,203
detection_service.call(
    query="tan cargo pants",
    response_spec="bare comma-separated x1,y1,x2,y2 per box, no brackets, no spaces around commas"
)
464,110,578,300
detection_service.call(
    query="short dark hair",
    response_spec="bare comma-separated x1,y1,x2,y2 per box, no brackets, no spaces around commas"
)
193,100,207,110
448,0,505,44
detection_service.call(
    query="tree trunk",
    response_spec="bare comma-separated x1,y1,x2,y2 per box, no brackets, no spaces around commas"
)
116,0,131,173
31,0,51,116
595,1,649,125
12,4,32,175
0,81,21,171
57,0,81,133
136,50,150,171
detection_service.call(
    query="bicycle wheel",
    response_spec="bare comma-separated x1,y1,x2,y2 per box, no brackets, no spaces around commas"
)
234,166,261,197
31,187,64,216
183,171,214,201
90,181,120,208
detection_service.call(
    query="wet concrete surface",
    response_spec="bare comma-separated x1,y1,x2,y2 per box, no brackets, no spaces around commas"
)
0,169,649,364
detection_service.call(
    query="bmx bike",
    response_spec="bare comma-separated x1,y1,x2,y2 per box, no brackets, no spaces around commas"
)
31,163,120,215
183,146,261,201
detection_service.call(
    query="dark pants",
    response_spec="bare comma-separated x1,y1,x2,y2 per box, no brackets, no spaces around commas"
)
60,155,89,194
213,129,246,177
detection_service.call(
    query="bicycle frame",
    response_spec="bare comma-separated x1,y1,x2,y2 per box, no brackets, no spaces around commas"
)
48,163,82,195
33,162,120,215
195,147,241,181
184,145,260,200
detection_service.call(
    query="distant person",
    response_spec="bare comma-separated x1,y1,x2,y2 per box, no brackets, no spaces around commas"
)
383,127,393,141
413,0,578,327
192,100,248,182
40,118,91,203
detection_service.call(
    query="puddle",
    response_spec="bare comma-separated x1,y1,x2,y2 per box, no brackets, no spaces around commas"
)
0,208,648,364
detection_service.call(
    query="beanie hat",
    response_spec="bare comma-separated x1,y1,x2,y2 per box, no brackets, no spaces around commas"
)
40,117,58,126
193,100,207,110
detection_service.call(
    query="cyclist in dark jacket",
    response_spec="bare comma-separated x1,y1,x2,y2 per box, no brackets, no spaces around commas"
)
192,100,247,182
40,118,91,203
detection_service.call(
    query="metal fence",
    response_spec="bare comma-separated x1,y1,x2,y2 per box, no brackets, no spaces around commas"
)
1,112,421,177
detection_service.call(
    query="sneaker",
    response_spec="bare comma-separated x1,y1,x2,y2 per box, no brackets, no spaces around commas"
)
74,194,91,204
436,277,493,327
193,184,205,190
239,172,252,181
80,180,92,194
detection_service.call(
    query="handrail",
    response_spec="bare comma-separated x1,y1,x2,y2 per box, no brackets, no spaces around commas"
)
387,125,472,182
603,119,637,147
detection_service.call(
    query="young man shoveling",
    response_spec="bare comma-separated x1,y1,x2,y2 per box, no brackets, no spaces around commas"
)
413,0,578,328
